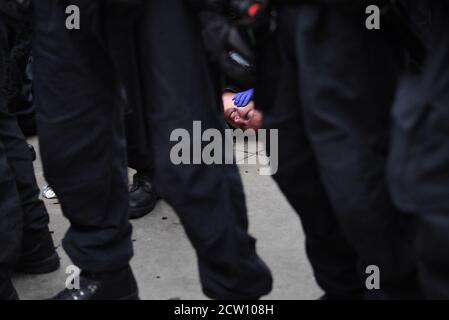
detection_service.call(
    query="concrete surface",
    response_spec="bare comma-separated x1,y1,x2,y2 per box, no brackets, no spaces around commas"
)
12,137,323,300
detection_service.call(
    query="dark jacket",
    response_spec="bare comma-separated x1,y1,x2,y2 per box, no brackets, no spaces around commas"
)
0,0,30,24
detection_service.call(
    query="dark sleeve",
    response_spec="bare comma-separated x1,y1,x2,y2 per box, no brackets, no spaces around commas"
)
222,76,252,93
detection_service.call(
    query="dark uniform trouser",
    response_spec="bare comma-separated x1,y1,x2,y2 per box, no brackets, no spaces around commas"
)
125,116,153,175
259,5,420,299
119,29,153,175
258,8,362,299
33,0,272,299
388,1,449,299
0,17,50,282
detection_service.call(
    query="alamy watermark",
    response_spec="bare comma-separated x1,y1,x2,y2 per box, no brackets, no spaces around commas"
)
366,5,381,30
170,121,278,176
365,265,380,290
65,265,80,290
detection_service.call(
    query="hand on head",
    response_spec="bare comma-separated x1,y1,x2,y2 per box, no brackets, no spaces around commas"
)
223,91,263,130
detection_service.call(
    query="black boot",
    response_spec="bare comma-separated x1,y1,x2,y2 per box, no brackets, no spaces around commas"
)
15,229,60,274
129,173,159,220
0,278,19,300
51,266,139,300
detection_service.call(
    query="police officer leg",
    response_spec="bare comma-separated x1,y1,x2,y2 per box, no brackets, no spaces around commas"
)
0,139,22,300
0,83,60,275
33,0,137,299
295,4,420,298
137,0,273,299
256,7,363,299
389,1,449,298
0,18,21,300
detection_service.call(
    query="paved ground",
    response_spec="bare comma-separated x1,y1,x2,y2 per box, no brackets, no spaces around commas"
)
12,137,322,300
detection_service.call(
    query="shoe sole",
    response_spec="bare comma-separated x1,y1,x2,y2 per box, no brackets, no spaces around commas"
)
129,201,158,220
15,252,61,275
118,292,140,300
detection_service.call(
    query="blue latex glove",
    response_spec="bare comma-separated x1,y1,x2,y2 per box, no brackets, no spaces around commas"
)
233,88,254,108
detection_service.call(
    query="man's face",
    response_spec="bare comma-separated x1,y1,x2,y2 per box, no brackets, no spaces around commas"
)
222,91,263,130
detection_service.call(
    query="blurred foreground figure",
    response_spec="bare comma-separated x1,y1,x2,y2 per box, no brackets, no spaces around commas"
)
33,0,272,300
255,0,421,299
388,0,449,299
0,0,59,300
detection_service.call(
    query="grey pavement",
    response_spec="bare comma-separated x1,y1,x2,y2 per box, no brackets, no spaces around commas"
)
12,137,322,300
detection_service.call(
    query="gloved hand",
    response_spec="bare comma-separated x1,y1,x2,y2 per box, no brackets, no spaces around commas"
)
233,88,254,108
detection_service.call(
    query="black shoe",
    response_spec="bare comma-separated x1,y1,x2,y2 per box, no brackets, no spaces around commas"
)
0,278,19,300
129,173,159,220
51,266,139,300
15,230,60,275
